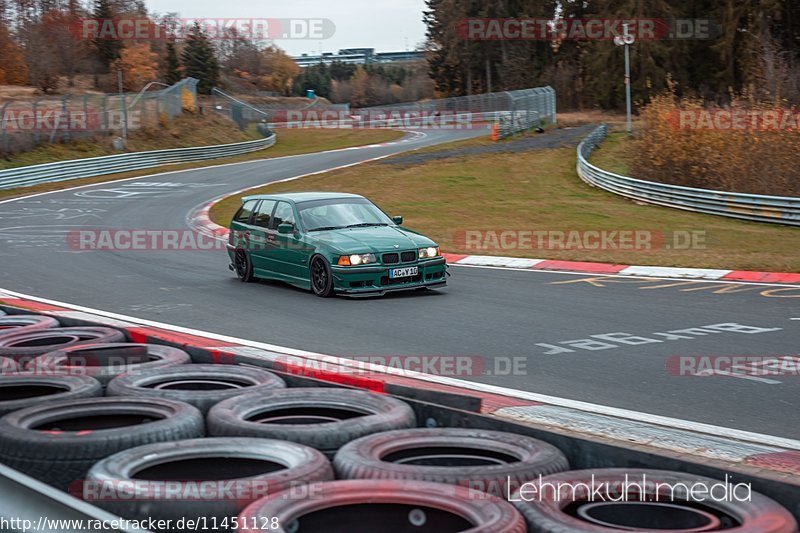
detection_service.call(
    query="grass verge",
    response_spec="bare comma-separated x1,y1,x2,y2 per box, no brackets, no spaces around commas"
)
210,132,799,272
588,132,631,175
0,128,404,202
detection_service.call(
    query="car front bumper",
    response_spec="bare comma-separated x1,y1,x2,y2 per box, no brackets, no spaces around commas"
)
331,257,448,295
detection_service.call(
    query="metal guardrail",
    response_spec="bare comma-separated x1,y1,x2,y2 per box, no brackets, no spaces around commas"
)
577,124,800,226
0,133,276,191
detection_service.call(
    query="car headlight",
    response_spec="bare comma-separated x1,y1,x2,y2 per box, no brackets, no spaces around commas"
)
418,246,440,259
337,253,377,266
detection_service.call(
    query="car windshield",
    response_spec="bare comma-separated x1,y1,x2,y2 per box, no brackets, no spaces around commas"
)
298,198,394,231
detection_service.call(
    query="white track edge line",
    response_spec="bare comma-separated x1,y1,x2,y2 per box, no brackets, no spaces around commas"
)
1,287,798,452
449,263,800,288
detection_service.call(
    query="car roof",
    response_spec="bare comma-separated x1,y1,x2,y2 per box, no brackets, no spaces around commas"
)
241,192,365,204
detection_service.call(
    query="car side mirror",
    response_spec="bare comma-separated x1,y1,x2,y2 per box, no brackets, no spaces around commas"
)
277,223,294,234
392,215,403,225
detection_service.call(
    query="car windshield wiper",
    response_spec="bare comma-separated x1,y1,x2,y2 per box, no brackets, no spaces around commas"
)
343,223,389,228
307,226,343,232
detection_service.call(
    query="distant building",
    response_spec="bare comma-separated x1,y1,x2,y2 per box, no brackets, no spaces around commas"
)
293,48,425,68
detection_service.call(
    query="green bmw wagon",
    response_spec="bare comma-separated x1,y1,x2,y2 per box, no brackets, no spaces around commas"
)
227,193,447,297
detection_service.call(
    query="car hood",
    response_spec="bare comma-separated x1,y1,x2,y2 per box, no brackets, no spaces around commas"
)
310,226,436,254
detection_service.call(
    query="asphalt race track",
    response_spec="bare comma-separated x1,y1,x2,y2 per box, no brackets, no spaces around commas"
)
1,128,798,439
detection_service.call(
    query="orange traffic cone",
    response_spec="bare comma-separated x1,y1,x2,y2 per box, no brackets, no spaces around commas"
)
491,123,499,141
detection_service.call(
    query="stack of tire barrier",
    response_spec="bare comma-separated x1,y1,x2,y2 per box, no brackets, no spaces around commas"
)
0,313,797,532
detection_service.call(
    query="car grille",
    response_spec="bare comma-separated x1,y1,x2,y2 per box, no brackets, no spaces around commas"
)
383,250,417,264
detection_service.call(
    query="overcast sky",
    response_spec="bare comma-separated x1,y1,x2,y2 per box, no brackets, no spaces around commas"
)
145,0,429,56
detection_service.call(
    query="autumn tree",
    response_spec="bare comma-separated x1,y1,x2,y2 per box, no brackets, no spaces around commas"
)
0,22,28,84
218,30,263,89
349,67,373,106
112,42,158,90
23,16,61,93
39,8,92,87
259,45,300,94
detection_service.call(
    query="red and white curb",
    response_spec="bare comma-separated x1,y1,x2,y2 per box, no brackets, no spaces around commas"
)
1,288,799,477
442,254,800,284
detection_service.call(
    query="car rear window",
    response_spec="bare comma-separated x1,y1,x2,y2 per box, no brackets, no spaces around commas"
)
233,200,258,223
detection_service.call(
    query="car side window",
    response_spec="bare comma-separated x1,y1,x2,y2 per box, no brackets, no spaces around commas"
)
272,201,296,229
253,200,277,228
233,200,258,224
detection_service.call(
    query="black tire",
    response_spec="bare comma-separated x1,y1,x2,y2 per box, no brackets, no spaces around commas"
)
82,437,334,525
334,428,569,497
0,315,60,338
0,356,18,373
107,364,286,413
208,388,416,455
310,255,335,297
510,468,798,533
0,397,204,490
237,479,527,533
0,327,126,365
234,247,255,282
25,342,192,387
26,343,191,387
0,373,102,416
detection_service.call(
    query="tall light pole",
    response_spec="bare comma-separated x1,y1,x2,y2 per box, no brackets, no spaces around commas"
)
614,23,635,135
117,68,128,140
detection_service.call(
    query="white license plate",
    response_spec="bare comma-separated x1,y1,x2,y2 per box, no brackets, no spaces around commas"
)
389,266,418,279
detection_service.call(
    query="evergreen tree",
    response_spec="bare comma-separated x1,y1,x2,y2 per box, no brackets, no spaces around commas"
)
424,0,557,96
92,0,121,71
293,62,332,98
164,40,181,85
181,24,220,94
579,0,686,110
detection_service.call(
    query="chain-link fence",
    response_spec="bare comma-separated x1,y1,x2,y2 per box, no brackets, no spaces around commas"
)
356,86,556,137
0,78,198,157
209,85,554,133
210,88,350,130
